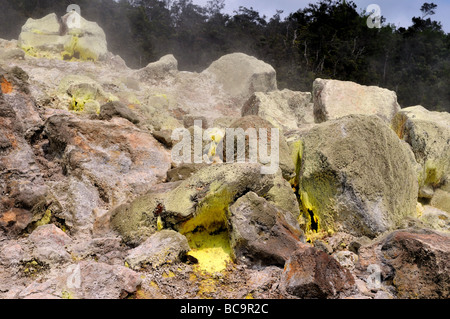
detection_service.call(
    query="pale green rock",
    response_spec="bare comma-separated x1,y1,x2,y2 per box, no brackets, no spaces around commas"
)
391,105,450,198
135,54,178,82
56,74,113,113
295,115,419,238
18,12,108,61
430,189,450,214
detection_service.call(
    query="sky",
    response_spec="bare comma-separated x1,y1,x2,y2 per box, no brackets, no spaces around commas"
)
192,0,450,33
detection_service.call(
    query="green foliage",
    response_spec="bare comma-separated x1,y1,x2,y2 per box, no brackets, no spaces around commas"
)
0,0,448,111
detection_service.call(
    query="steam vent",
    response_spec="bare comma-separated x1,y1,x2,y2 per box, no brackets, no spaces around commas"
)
0,8,449,301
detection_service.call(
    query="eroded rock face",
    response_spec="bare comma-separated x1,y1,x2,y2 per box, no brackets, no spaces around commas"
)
313,78,400,123
0,67,47,236
357,229,450,299
281,246,355,298
99,100,140,124
229,192,304,267
203,52,277,101
295,115,419,238
391,105,450,202
44,113,171,206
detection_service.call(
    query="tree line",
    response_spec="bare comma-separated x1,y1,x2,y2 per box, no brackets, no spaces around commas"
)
0,0,449,111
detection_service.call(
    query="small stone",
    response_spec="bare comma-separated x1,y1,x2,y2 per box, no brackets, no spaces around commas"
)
29,224,72,264
313,239,333,255
332,251,359,270
125,230,190,269
99,101,140,124
152,129,174,148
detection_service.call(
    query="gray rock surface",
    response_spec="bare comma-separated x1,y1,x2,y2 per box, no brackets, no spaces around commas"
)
313,78,400,123
295,115,419,238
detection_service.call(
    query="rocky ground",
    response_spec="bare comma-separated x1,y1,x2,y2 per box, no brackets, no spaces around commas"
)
0,12,449,299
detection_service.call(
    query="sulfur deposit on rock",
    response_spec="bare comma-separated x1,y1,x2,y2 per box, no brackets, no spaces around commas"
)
110,163,280,245
18,12,108,61
313,78,400,123
294,115,419,238
242,89,314,130
391,105,450,204
2,12,450,299
203,52,277,101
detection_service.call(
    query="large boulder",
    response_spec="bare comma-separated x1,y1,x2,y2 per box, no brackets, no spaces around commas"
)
134,54,178,83
18,12,108,61
242,89,314,130
313,78,400,123
357,229,450,299
295,115,419,238
391,105,450,201
202,53,277,101
228,192,304,267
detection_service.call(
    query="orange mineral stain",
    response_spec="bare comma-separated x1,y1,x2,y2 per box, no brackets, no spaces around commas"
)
1,77,13,94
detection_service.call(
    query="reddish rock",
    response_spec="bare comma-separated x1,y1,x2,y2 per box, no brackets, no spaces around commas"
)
229,192,304,267
44,114,171,205
0,70,47,236
29,224,72,246
63,261,142,299
0,208,33,235
281,246,355,298
357,230,450,299
29,224,72,263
